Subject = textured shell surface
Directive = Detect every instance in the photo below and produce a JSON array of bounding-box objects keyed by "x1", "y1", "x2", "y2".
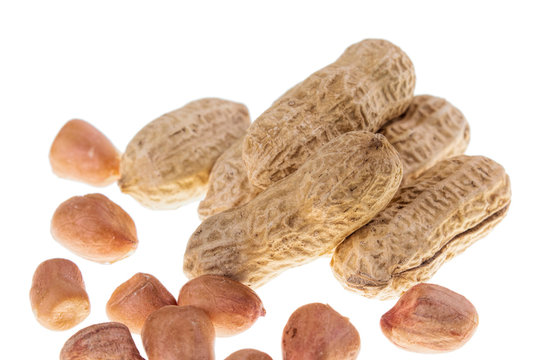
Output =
[
  {"x1": 243, "y1": 39, "x2": 415, "y2": 189},
  {"x1": 184, "y1": 131, "x2": 403, "y2": 288},
  {"x1": 331, "y1": 155, "x2": 511, "y2": 299},
  {"x1": 379, "y1": 95, "x2": 470, "y2": 184},
  {"x1": 198, "y1": 139, "x2": 262, "y2": 220},
  {"x1": 119, "y1": 98, "x2": 250, "y2": 209}
]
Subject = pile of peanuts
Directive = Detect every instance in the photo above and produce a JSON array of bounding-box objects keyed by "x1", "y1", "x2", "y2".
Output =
[{"x1": 31, "y1": 39, "x2": 511, "y2": 359}]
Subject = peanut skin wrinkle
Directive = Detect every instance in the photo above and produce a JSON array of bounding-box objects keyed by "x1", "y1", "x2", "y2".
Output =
[
  {"x1": 282, "y1": 303, "x2": 360, "y2": 360},
  {"x1": 225, "y1": 349, "x2": 272, "y2": 360},
  {"x1": 380, "y1": 283, "x2": 479, "y2": 353},
  {"x1": 106, "y1": 273, "x2": 177, "y2": 334},
  {"x1": 243, "y1": 38, "x2": 415, "y2": 189},
  {"x1": 198, "y1": 139, "x2": 262, "y2": 220},
  {"x1": 199, "y1": 94, "x2": 466, "y2": 220},
  {"x1": 331, "y1": 155, "x2": 512, "y2": 299},
  {"x1": 177, "y1": 275, "x2": 266, "y2": 336},
  {"x1": 60, "y1": 322, "x2": 144, "y2": 360},
  {"x1": 184, "y1": 131, "x2": 403, "y2": 288},
  {"x1": 29, "y1": 258, "x2": 90, "y2": 331},
  {"x1": 51, "y1": 193, "x2": 138, "y2": 264},
  {"x1": 141, "y1": 305, "x2": 215, "y2": 360},
  {"x1": 49, "y1": 119, "x2": 121, "y2": 186},
  {"x1": 379, "y1": 95, "x2": 470, "y2": 185},
  {"x1": 119, "y1": 98, "x2": 250, "y2": 210}
]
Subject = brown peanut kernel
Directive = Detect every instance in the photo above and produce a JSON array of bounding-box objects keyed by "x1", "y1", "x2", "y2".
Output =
[
  {"x1": 30, "y1": 258, "x2": 90, "y2": 331},
  {"x1": 380, "y1": 283, "x2": 479, "y2": 353},
  {"x1": 49, "y1": 119, "x2": 121, "y2": 186},
  {"x1": 51, "y1": 193, "x2": 138, "y2": 264},
  {"x1": 282, "y1": 303, "x2": 360, "y2": 360},
  {"x1": 225, "y1": 349, "x2": 272, "y2": 360},
  {"x1": 141, "y1": 305, "x2": 215, "y2": 360},
  {"x1": 178, "y1": 275, "x2": 265, "y2": 337},
  {"x1": 106, "y1": 273, "x2": 177, "y2": 334}
]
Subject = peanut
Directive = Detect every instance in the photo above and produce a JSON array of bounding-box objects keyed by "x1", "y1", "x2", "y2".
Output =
[
  {"x1": 60, "y1": 322, "x2": 144, "y2": 360},
  {"x1": 49, "y1": 119, "x2": 121, "y2": 186},
  {"x1": 141, "y1": 305, "x2": 215, "y2": 360},
  {"x1": 51, "y1": 193, "x2": 138, "y2": 264},
  {"x1": 184, "y1": 131, "x2": 402, "y2": 288},
  {"x1": 225, "y1": 349, "x2": 272, "y2": 360},
  {"x1": 379, "y1": 95, "x2": 470, "y2": 184},
  {"x1": 331, "y1": 155, "x2": 511, "y2": 299},
  {"x1": 119, "y1": 98, "x2": 250, "y2": 209},
  {"x1": 29, "y1": 258, "x2": 90, "y2": 331},
  {"x1": 243, "y1": 39, "x2": 415, "y2": 189},
  {"x1": 198, "y1": 139, "x2": 261, "y2": 219},
  {"x1": 177, "y1": 275, "x2": 266, "y2": 336},
  {"x1": 106, "y1": 273, "x2": 177, "y2": 334},
  {"x1": 282, "y1": 303, "x2": 360, "y2": 360},
  {"x1": 199, "y1": 94, "x2": 469, "y2": 219},
  {"x1": 380, "y1": 283, "x2": 479, "y2": 353}
]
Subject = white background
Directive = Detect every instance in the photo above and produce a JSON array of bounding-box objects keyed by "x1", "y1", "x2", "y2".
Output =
[{"x1": 1, "y1": 1, "x2": 539, "y2": 359}]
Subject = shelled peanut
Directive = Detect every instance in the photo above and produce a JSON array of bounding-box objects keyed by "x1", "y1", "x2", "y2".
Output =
[{"x1": 30, "y1": 258, "x2": 90, "y2": 331}]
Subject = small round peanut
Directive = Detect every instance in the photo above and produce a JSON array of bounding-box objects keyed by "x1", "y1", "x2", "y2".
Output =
[
  {"x1": 51, "y1": 193, "x2": 138, "y2": 264},
  {"x1": 380, "y1": 283, "x2": 479, "y2": 353},
  {"x1": 49, "y1": 119, "x2": 121, "y2": 186},
  {"x1": 141, "y1": 305, "x2": 215, "y2": 360},
  {"x1": 282, "y1": 303, "x2": 360, "y2": 360},
  {"x1": 225, "y1": 349, "x2": 272, "y2": 360},
  {"x1": 106, "y1": 273, "x2": 177, "y2": 334},
  {"x1": 60, "y1": 322, "x2": 144, "y2": 360},
  {"x1": 29, "y1": 258, "x2": 90, "y2": 331},
  {"x1": 178, "y1": 275, "x2": 266, "y2": 336}
]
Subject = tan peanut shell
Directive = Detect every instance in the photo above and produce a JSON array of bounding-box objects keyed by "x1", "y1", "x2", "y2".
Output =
[
  {"x1": 380, "y1": 283, "x2": 478, "y2": 353},
  {"x1": 119, "y1": 98, "x2": 250, "y2": 209},
  {"x1": 282, "y1": 303, "x2": 360, "y2": 360},
  {"x1": 29, "y1": 258, "x2": 90, "y2": 331},
  {"x1": 60, "y1": 322, "x2": 144, "y2": 360},
  {"x1": 184, "y1": 131, "x2": 403, "y2": 288},
  {"x1": 51, "y1": 193, "x2": 138, "y2": 264},
  {"x1": 243, "y1": 38, "x2": 415, "y2": 189},
  {"x1": 331, "y1": 155, "x2": 511, "y2": 300},
  {"x1": 379, "y1": 95, "x2": 470, "y2": 184},
  {"x1": 225, "y1": 349, "x2": 273, "y2": 360},
  {"x1": 177, "y1": 275, "x2": 266, "y2": 336},
  {"x1": 198, "y1": 139, "x2": 262, "y2": 219},
  {"x1": 141, "y1": 305, "x2": 215, "y2": 360},
  {"x1": 106, "y1": 273, "x2": 177, "y2": 334},
  {"x1": 199, "y1": 94, "x2": 468, "y2": 219},
  {"x1": 49, "y1": 119, "x2": 121, "y2": 186}
]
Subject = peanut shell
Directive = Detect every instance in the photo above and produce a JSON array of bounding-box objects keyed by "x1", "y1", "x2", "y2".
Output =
[
  {"x1": 379, "y1": 95, "x2": 470, "y2": 184},
  {"x1": 243, "y1": 38, "x2": 415, "y2": 189},
  {"x1": 60, "y1": 322, "x2": 144, "y2": 360},
  {"x1": 119, "y1": 98, "x2": 250, "y2": 209},
  {"x1": 380, "y1": 283, "x2": 479, "y2": 353},
  {"x1": 331, "y1": 155, "x2": 511, "y2": 299},
  {"x1": 184, "y1": 131, "x2": 403, "y2": 288}
]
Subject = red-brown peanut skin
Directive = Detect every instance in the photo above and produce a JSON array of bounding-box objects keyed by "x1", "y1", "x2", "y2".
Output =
[
  {"x1": 106, "y1": 273, "x2": 177, "y2": 334},
  {"x1": 177, "y1": 275, "x2": 266, "y2": 337},
  {"x1": 282, "y1": 303, "x2": 360, "y2": 360},
  {"x1": 49, "y1": 119, "x2": 121, "y2": 186},
  {"x1": 51, "y1": 193, "x2": 138, "y2": 264},
  {"x1": 30, "y1": 258, "x2": 90, "y2": 331},
  {"x1": 380, "y1": 283, "x2": 479, "y2": 353},
  {"x1": 141, "y1": 305, "x2": 215, "y2": 360},
  {"x1": 225, "y1": 349, "x2": 272, "y2": 360}
]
